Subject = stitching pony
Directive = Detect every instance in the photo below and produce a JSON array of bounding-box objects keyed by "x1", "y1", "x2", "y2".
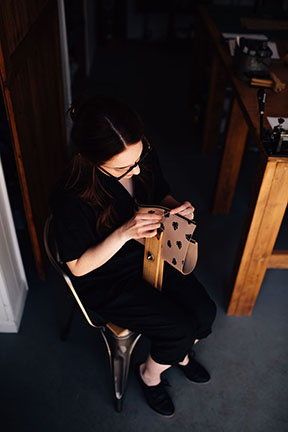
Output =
[{"x1": 136, "y1": 202, "x2": 198, "y2": 275}]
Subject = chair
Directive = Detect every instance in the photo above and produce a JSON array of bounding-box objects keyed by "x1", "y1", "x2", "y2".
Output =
[{"x1": 43, "y1": 215, "x2": 141, "y2": 412}]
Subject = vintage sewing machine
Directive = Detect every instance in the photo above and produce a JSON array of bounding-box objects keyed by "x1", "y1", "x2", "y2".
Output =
[{"x1": 234, "y1": 37, "x2": 272, "y2": 82}]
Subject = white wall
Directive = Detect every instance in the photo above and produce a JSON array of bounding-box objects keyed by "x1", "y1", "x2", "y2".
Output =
[{"x1": 0, "y1": 158, "x2": 28, "y2": 332}]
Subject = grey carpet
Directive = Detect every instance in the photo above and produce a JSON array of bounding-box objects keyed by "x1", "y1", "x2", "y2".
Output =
[{"x1": 0, "y1": 41, "x2": 287, "y2": 432}]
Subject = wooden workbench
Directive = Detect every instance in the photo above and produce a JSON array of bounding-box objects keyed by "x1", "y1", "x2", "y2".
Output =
[{"x1": 194, "y1": 5, "x2": 288, "y2": 315}]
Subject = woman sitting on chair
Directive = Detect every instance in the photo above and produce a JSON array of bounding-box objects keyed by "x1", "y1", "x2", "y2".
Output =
[{"x1": 50, "y1": 95, "x2": 216, "y2": 417}]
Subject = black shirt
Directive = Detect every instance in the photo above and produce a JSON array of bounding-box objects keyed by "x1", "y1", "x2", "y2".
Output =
[{"x1": 49, "y1": 149, "x2": 170, "y2": 300}]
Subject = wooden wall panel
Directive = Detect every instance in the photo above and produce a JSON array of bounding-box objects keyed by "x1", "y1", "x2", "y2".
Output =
[
  {"x1": 0, "y1": 0, "x2": 48, "y2": 57},
  {"x1": 0, "y1": 0, "x2": 68, "y2": 278}
]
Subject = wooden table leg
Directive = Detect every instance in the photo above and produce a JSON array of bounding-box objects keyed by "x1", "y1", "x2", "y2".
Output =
[
  {"x1": 212, "y1": 97, "x2": 249, "y2": 214},
  {"x1": 202, "y1": 53, "x2": 226, "y2": 153},
  {"x1": 267, "y1": 250, "x2": 288, "y2": 269},
  {"x1": 227, "y1": 158, "x2": 288, "y2": 316}
]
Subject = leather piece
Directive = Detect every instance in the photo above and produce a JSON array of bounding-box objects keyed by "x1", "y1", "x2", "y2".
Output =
[{"x1": 137, "y1": 202, "x2": 198, "y2": 274}]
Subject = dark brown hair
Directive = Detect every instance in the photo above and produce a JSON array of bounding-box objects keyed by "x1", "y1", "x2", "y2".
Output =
[{"x1": 65, "y1": 95, "x2": 150, "y2": 230}]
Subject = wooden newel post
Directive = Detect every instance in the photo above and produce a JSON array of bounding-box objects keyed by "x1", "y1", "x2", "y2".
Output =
[{"x1": 143, "y1": 231, "x2": 164, "y2": 292}]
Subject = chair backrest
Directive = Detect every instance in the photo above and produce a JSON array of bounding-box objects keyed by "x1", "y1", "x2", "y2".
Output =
[{"x1": 43, "y1": 215, "x2": 104, "y2": 329}]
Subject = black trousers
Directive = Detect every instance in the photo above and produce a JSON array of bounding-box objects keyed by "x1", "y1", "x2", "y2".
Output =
[{"x1": 84, "y1": 264, "x2": 216, "y2": 365}]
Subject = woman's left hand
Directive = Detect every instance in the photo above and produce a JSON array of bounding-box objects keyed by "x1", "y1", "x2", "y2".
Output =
[{"x1": 170, "y1": 201, "x2": 195, "y2": 220}]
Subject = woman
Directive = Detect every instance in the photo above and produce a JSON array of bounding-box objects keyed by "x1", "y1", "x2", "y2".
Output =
[{"x1": 50, "y1": 95, "x2": 216, "y2": 417}]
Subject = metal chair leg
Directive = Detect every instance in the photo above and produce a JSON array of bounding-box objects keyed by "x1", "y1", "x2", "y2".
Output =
[{"x1": 100, "y1": 328, "x2": 141, "y2": 412}]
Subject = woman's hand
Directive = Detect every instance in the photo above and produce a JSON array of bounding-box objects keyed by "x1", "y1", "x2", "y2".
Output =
[
  {"x1": 67, "y1": 212, "x2": 162, "y2": 276},
  {"x1": 120, "y1": 212, "x2": 162, "y2": 242},
  {"x1": 170, "y1": 201, "x2": 195, "y2": 220}
]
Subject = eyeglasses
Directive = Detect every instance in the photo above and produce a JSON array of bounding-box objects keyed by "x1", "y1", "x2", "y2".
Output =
[{"x1": 98, "y1": 137, "x2": 152, "y2": 180}]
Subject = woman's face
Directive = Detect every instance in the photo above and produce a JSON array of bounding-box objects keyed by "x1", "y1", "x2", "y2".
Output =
[{"x1": 100, "y1": 141, "x2": 143, "y2": 179}]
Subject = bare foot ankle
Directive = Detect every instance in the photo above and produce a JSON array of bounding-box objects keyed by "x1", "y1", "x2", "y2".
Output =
[
  {"x1": 178, "y1": 355, "x2": 189, "y2": 366},
  {"x1": 140, "y1": 363, "x2": 161, "y2": 386}
]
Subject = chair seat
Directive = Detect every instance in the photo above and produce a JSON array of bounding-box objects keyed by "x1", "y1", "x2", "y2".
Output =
[{"x1": 106, "y1": 322, "x2": 130, "y2": 337}]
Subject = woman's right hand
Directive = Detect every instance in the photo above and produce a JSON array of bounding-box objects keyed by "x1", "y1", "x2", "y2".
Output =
[{"x1": 119, "y1": 212, "x2": 162, "y2": 242}]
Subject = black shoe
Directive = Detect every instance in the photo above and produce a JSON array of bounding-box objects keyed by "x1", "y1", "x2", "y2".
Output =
[
  {"x1": 135, "y1": 363, "x2": 175, "y2": 417},
  {"x1": 177, "y1": 352, "x2": 210, "y2": 384}
]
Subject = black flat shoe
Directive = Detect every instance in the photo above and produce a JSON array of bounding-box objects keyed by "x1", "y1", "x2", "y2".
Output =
[
  {"x1": 177, "y1": 352, "x2": 210, "y2": 384},
  {"x1": 135, "y1": 363, "x2": 175, "y2": 417}
]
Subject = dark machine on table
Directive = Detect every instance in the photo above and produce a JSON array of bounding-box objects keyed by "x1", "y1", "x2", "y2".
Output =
[
  {"x1": 258, "y1": 88, "x2": 288, "y2": 156},
  {"x1": 234, "y1": 37, "x2": 286, "y2": 92}
]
